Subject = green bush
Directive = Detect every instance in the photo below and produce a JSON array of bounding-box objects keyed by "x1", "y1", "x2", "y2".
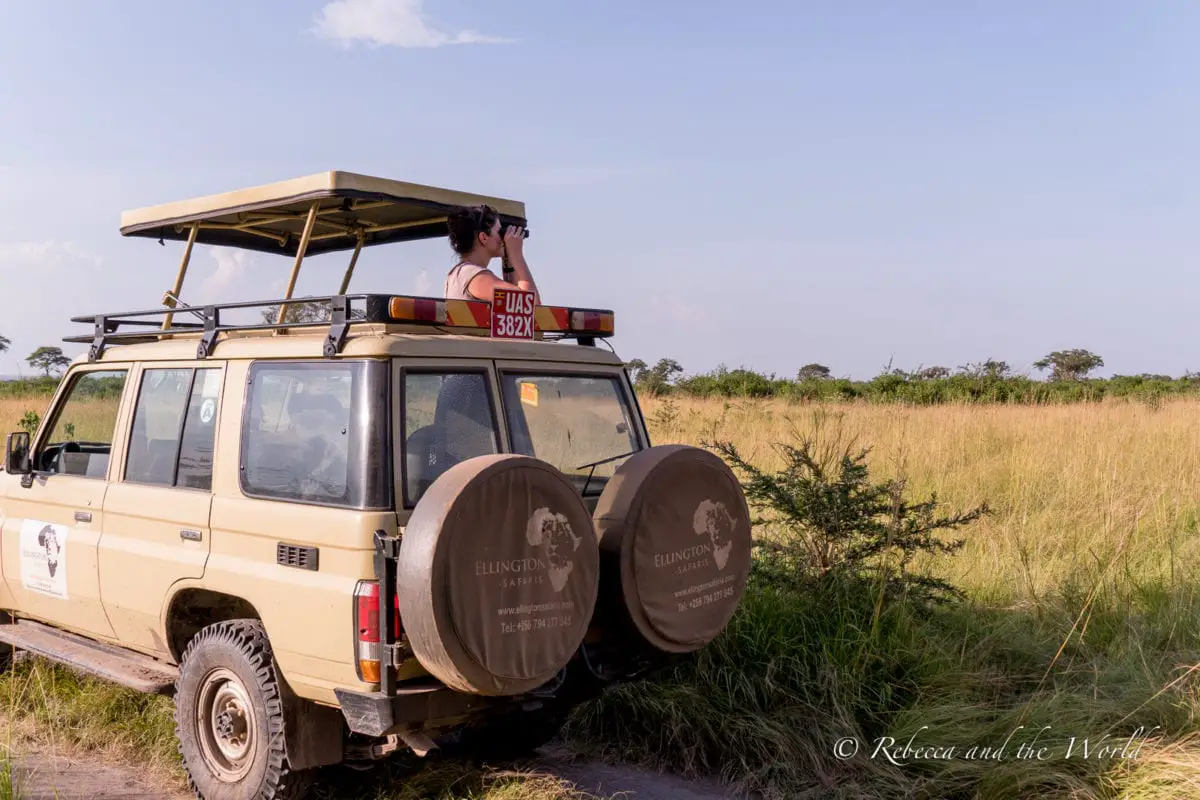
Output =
[
  {"x1": 632, "y1": 363, "x2": 1200, "y2": 405},
  {"x1": 706, "y1": 410, "x2": 989, "y2": 604}
]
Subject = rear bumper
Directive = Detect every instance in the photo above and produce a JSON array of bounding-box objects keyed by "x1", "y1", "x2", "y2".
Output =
[{"x1": 334, "y1": 682, "x2": 495, "y2": 737}]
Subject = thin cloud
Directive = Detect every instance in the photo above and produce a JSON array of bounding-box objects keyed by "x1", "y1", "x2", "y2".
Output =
[
  {"x1": 414, "y1": 269, "x2": 433, "y2": 296},
  {"x1": 312, "y1": 0, "x2": 513, "y2": 49},
  {"x1": 0, "y1": 240, "x2": 103, "y2": 269},
  {"x1": 192, "y1": 247, "x2": 253, "y2": 304}
]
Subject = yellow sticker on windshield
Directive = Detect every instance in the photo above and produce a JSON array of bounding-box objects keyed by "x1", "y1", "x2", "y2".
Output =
[{"x1": 520, "y1": 382, "x2": 539, "y2": 407}]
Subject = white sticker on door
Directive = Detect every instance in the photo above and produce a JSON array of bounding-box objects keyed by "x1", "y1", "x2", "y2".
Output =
[{"x1": 19, "y1": 519, "x2": 69, "y2": 599}]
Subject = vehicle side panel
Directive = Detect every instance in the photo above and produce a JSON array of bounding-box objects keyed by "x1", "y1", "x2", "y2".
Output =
[
  {"x1": 197, "y1": 496, "x2": 392, "y2": 703},
  {"x1": 102, "y1": 483, "x2": 212, "y2": 651}
]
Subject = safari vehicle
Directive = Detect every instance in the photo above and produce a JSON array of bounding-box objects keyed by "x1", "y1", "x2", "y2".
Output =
[{"x1": 0, "y1": 171, "x2": 752, "y2": 800}]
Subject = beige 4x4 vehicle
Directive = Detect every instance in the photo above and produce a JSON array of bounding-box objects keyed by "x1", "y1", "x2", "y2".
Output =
[{"x1": 0, "y1": 172, "x2": 752, "y2": 800}]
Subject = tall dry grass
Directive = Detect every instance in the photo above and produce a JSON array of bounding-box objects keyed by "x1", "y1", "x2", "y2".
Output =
[
  {"x1": 569, "y1": 395, "x2": 1200, "y2": 799},
  {"x1": 641, "y1": 395, "x2": 1200, "y2": 602}
]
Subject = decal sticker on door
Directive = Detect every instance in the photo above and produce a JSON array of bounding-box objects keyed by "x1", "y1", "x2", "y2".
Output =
[{"x1": 20, "y1": 519, "x2": 69, "y2": 599}]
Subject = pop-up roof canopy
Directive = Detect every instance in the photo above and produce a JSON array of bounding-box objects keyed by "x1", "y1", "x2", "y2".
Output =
[
  {"x1": 120, "y1": 170, "x2": 529, "y2": 326},
  {"x1": 68, "y1": 171, "x2": 614, "y2": 355},
  {"x1": 120, "y1": 170, "x2": 527, "y2": 257}
]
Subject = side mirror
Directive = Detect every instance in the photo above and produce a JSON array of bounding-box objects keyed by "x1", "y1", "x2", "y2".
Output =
[{"x1": 5, "y1": 432, "x2": 31, "y2": 475}]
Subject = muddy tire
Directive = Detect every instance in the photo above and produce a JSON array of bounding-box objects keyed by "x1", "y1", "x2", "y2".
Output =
[
  {"x1": 174, "y1": 619, "x2": 312, "y2": 800},
  {"x1": 398, "y1": 454, "x2": 600, "y2": 696},
  {"x1": 593, "y1": 445, "x2": 752, "y2": 654}
]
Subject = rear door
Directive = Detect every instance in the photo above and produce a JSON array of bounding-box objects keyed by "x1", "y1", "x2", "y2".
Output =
[{"x1": 99, "y1": 363, "x2": 223, "y2": 651}]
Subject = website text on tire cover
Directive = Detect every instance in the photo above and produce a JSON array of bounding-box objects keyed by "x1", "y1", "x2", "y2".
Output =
[{"x1": 0, "y1": 171, "x2": 753, "y2": 799}]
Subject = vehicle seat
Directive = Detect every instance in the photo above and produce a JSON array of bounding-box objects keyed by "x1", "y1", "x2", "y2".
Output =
[
  {"x1": 405, "y1": 424, "x2": 452, "y2": 501},
  {"x1": 435, "y1": 375, "x2": 496, "y2": 464}
]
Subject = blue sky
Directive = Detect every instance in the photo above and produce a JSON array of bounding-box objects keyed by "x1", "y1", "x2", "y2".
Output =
[{"x1": 2, "y1": 1, "x2": 1199, "y2": 380}]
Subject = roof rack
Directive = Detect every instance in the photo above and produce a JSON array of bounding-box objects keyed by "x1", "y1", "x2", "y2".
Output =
[{"x1": 64, "y1": 293, "x2": 615, "y2": 362}]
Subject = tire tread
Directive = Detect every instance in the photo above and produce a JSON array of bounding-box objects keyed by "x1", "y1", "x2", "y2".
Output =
[{"x1": 174, "y1": 619, "x2": 312, "y2": 800}]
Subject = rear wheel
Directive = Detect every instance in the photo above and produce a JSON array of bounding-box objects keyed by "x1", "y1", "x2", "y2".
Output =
[{"x1": 174, "y1": 619, "x2": 312, "y2": 800}]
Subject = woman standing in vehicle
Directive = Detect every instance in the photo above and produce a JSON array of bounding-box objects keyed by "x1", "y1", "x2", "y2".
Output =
[{"x1": 443, "y1": 204, "x2": 540, "y2": 304}]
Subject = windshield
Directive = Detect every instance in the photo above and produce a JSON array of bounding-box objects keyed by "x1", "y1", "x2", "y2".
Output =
[{"x1": 499, "y1": 372, "x2": 642, "y2": 495}]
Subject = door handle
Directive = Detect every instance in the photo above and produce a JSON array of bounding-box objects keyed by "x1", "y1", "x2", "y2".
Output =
[
  {"x1": 74, "y1": 511, "x2": 92, "y2": 523},
  {"x1": 180, "y1": 529, "x2": 203, "y2": 542}
]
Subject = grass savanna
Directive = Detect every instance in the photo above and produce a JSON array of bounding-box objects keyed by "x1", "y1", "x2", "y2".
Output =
[
  {"x1": 6, "y1": 393, "x2": 1200, "y2": 797},
  {"x1": 567, "y1": 396, "x2": 1200, "y2": 798},
  {"x1": 627, "y1": 355, "x2": 1200, "y2": 406}
]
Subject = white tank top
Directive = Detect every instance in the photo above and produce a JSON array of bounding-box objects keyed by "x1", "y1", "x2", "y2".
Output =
[{"x1": 444, "y1": 262, "x2": 489, "y2": 301}]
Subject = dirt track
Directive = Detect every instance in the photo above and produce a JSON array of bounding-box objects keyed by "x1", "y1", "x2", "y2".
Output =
[
  {"x1": 9, "y1": 744, "x2": 739, "y2": 800},
  {"x1": 8, "y1": 744, "x2": 187, "y2": 800}
]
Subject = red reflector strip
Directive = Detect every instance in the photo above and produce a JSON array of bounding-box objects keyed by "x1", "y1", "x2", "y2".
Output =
[
  {"x1": 444, "y1": 299, "x2": 492, "y2": 327},
  {"x1": 390, "y1": 297, "x2": 491, "y2": 328},
  {"x1": 535, "y1": 306, "x2": 568, "y2": 332},
  {"x1": 389, "y1": 297, "x2": 447, "y2": 324},
  {"x1": 388, "y1": 296, "x2": 612, "y2": 337}
]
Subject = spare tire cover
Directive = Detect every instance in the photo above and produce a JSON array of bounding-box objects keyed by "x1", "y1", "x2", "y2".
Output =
[
  {"x1": 593, "y1": 445, "x2": 751, "y2": 653},
  {"x1": 398, "y1": 454, "x2": 599, "y2": 696}
]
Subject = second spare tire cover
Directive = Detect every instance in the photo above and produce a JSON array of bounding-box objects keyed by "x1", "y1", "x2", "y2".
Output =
[
  {"x1": 398, "y1": 454, "x2": 599, "y2": 696},
  {"x1": 593, "y1": 444, "x2": 752, "y2": 654}
]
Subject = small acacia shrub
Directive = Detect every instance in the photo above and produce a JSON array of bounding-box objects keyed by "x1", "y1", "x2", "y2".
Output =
[
  {"x1": 17, "y1": 410, "x2": 39, "y2": 436},
  {"x1": 705, "y1": 410, "x2": 989, "y2": 605}
]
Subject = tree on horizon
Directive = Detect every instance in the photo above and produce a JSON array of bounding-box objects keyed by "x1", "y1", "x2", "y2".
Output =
[
  {"x1": 27, "y1": 346, "x2": 71, "y2": 377},
  {"x1": 1034, "y1": 349, "x2": 1104, "y2": 382}
]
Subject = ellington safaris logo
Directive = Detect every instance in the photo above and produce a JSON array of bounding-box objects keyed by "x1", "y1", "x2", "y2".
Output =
[
  {"x1": 472, "y1": 507, "x2": 585, "y2": 593},
  {"x1": 37, "y1": 524, "x2": 62, "y2": 577},
  {"x1": 526, "y1": 507, "x2": 583, "y2": 592},
  {"x1": 693, "y1": 499, "x2": 736, "y2": 571}
]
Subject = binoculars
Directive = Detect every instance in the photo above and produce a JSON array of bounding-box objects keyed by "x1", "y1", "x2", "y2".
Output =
[{"x1": 501, "y1": 223, "x2": 530, "y2": 240}]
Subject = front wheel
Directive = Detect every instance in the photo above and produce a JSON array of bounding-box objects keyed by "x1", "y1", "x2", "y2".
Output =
[{"x1": 174, "y1": 619, "x2": 312, "y2": 800}]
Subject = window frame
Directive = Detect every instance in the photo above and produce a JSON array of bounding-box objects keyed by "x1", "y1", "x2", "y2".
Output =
[
  {"x1": 30, "y1": 365, "x2": 132, "y2": 481},
  {"x1": 238, "y1": 358, "x2": 393, "y2": 511},
  {"x1": 121, "y1": 364, "x2": 224, "y2": 491},
  {"x1": 494, "y1": 367, "x2": 647, "y2": 496},
  {"x1": 397, "y1": 364, "x2": 502, "y2": 510}
]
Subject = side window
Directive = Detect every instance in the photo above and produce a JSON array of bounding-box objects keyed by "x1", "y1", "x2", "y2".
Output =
[
  {"x1": 402, "y1": 372, "x2": 498, "y2": 506},
  {"x1": 39, "y1": 369, "x2": 129, "y2": 478},
  {"x1": 242, "y1": 362, "x2": 358, "y2": 506},
  {"x1": 125, "y1": 367, "x2": 222, "y2": 489},
  {"x1": 177, "y1": 370, "x2": 222, "y2": 490}
]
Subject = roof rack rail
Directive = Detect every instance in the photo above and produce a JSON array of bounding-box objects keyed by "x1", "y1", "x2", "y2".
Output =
[
  {"x1": 64, "y1": 294, "x2": 385, "y2": 362},
  {"x1": 64, "y1": 293, "x2": 614, "y2": 362}
]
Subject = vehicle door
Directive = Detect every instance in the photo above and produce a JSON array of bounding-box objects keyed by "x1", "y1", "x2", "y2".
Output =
[
  {"x1": 99, "y1": 363, "x2": 223, "y2": 651},
  {"x1": 0, "y1": 367, "x2": 133, "y2": 638}
]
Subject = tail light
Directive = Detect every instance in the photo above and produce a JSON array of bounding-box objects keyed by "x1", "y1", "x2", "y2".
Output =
[{"x1": 353, "y1": 580, "x2": 401, "y2": 683}]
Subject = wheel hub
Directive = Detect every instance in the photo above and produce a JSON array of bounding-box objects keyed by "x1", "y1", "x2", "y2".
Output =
[{"x1": 195, "y1": 668, "x2": 258, "y2": 782}]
